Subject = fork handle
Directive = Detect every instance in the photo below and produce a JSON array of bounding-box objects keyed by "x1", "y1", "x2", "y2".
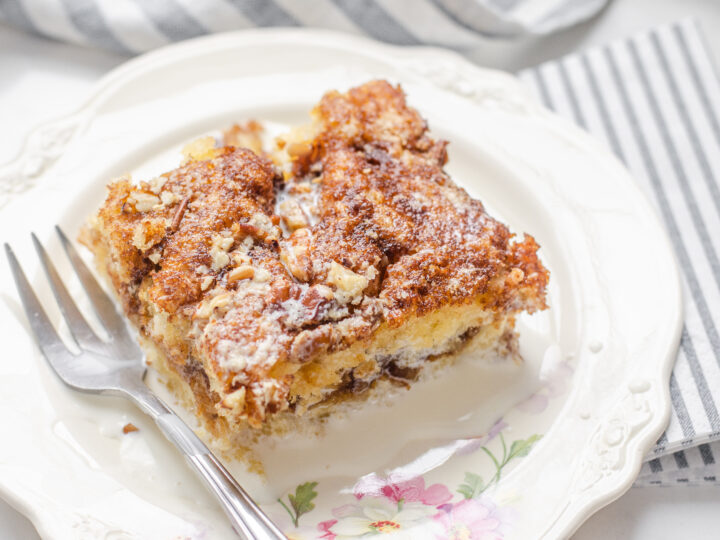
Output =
[{"x1": 128, "y1": 389, "x2": 286, "y2": 540}]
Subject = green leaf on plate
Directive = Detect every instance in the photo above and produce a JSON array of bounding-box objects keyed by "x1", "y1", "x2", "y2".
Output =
[
  {"x1": 457, "y1": 472, "x2": 485, "y2": 499},
  {"x1": 464, "y1": 433, "x2": 543, "y2": 495},
  {"x1": 279, "y1": 481, "x2": 319, "y2": 527},
  {"x1": 289, "y1": 481, "x2": 318, "y2": 517},
  {"x1": 508, "y1": 434, "x2": 542, "y2": 461}
]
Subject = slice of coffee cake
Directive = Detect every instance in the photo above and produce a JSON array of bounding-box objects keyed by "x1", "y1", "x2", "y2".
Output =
[{"x1": 82, "y1": 80, "x2": 548, "y2": 444}]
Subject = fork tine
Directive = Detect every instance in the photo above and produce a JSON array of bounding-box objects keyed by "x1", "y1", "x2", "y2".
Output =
[
  {"x1": 55, "y1": 226, "x2": 130, "y2": 338},
  {"x1": 31, "y1": 232, "x2": 107, "y2": 352},
  {"x1": 4, "y1": 243, "x2": 77, "y2": 366}
]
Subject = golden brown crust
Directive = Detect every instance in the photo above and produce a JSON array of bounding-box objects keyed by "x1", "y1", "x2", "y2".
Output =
[
  {"x1": 148, "y1": 148, "x2": 277, "y2": 312},
  {"x1": 84, "y1": 80, "x2": 549, "y2": 431},
  {"x1": 280, "y1": 80, "x2": 547, "y2": 327}
]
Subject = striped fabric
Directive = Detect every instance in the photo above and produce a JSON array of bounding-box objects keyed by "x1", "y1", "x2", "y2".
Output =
[
  {"x1": 637, "y1": 440, "x2": 720, "y2": 486},
  {"x1": 519, "y1": 18, "x2": 720, "y2": 485},
  {"x1": 0, "y1": 0, "x2": 608, "y2": 54},
  {"x1": 635, "y1": 441, "x2": 720, "y2": 487}
]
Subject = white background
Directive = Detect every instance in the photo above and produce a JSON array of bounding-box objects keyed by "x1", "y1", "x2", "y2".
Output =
[{"x1": 2, "y1": 0, "x2": 720, "y2": 537}]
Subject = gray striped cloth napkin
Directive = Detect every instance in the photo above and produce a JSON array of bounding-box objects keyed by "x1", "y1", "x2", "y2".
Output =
[
  {"x1": 0, "y1": 0, "x2": 607, "y2": 54},
  {"x1": 519, "y1": 18, "x2": 720, "y2": 486},
  {"x1": 636, "y1": 441, "x2": 720, "y2": 486}
]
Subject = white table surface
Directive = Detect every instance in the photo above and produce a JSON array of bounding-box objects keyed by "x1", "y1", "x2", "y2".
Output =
[{"x1": 2, "y1": 0, "x2": 720, "y2": 537}]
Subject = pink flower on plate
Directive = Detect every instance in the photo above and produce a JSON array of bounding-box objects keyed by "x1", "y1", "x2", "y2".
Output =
[
  {"x1": 379, "y1": 477, "x2": 452, "y2": 506},
  {"x1": 318, "y1": 519, "x2": 337, "y2": 539},
  {"x1": 433, "y1": 498, "x2": 507, "y2": 540},
  {"x1": 353, "y1": 474, "x2": 452, "y2": 506}
]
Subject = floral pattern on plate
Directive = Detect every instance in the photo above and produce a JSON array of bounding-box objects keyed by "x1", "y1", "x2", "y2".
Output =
[{"x1": 278, "y1": 431, "x2": 541, "y2": 539}]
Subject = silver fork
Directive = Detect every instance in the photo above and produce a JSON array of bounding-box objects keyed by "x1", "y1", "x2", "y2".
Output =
[{"x1": 5, "y1": 227, "x2": 286, "y2": 540}]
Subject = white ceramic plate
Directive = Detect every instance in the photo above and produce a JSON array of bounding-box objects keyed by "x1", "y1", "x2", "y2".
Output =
[{"x1": 0, "y1": 30, "x2": 681, "y2": 540}]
